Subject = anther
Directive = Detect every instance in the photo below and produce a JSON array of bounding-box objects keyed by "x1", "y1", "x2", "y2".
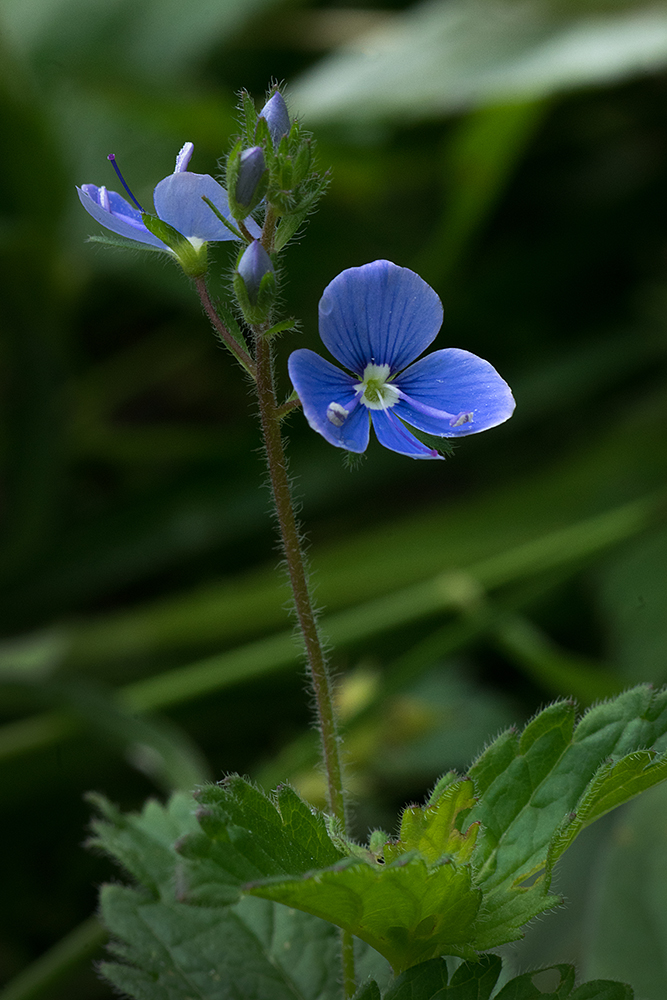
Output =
[
  {"x1": 449, "y1": 411, "x2": 473, "y2": 427},
  {"x1": 327, "y1": 402, "x2": 349, "y2": 427},
  {"x1": 107, "y1": 153, "x2": 144, "y2": 212}
]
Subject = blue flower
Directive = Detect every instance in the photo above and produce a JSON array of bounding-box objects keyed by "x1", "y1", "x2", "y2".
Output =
[
  {"x1": 288, "y1": 260, "x2": 516, "y2": 460},
  {"x1": 77, "y1": 142, "x2": 260, "y2": 252}
]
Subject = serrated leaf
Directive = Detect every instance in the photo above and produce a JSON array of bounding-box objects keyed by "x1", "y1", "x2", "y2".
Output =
[
  {"x1": 464, "y1": 686, "x2": 667, "y2": 950},
  {"x1": 240, "y1": 779, "x2": 482, "y2": 973},
  {"x1": 384, "y1": 780, "x2": 479, "y2": 865},
  {"x1": 245, "y1": 854, "x2": 480, "y2": 974},
  {"x1": 92, "y1": 786, "x2": 391, "y2": 1000},
  {"x1": 89, "y1": 791, "x2": 200, "y2": 898},
  {"x1": 178, "y1": 777, "x2": 346, "y2": 905},
  {"x1": 100, "y1": 886, "x2": 346, "y2": 1000}
]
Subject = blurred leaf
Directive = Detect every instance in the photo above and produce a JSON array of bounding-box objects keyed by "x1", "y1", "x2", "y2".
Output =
[
  {"x1": 2, "y1": 0, "x2": 284, "y2": 81},
  {"x1": 583, "y1": 782, "x2": 667, "y2": 998},
  {"x1": 291, "y1": 0, "x2": 667, "y2": 123},
  {"x1": 0, "y1": 916, "x2": 106, "y2": 1000}
]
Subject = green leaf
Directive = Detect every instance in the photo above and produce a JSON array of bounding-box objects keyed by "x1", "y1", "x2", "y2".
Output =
[
  {"x1": 494, "y1": 964, "x2": 575, "y2": 999},
  {"x1": 242, "y1": 780, "x2": 482, "y2": 973},
  {"x1": 466, "y1": 686, "x2": 667, "y2": 949},
  {"x1": 379, "y1": 955, "x2": 501, "y2": 999},
  {"x1": 491, "y1": 964, "x2": 632, "y2": 1000},
  {"x1": 100, "y1": 887, "x2": 346, "y2": 1000},
  {"x1": 89, "y1": 791, "x2": 200, "y2": 898},
  {"x1": 245, "y1": 854, "x2": 480, "y2": 974},
  {"x1": 384, "y1": 957, "x2": 449, "y2": 999},
  {"x1": 178, "y1": 777, "x2": 347, "y2": 906},
  {"x1": 353, "y1": 982, "x2": 382, "y2": 1000},
  {"x1": 92, "y1": 786, "x2": 391, "y2": 1000}
]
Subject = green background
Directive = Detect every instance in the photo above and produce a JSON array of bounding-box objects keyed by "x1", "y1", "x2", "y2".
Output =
[{"x1": 2, "y1": 0, "x2": 667, "y2": 996}]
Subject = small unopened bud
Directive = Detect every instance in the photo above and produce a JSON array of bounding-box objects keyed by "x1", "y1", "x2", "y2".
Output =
[
  {"x1": 258, "y1": 92, "x2": 290, "y2": 148},
  {"x1": 238, "y1": 240, "x2": 273, "y2": 304},
  {"x1": 234, "y1": 240, "x2": 276, "y2": 323},
  {"x1": 236, "y1": 146, "x2": 266, "y2": 211}
]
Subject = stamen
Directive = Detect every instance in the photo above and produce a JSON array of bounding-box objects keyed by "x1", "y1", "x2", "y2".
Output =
[
  {"x1": 327, "y1": 402, "x2": 349, "y2": 427},
  {"x1": 174, "y1": 142, "x2": 194, "y2": 173},
  {"x1": 107, "y1": 153, "x2": 144, "y2": 212},
  {"x1": 449, "y1": 411, "x2": 474, "y2": 427},
  {"x1": 99, "y1": 186, "x2": 110, "y2": 212}
]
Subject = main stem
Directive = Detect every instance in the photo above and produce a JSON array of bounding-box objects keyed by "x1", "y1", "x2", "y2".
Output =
[{"x1": 253, "y1": 330, "x2": 347, "y2": 827}]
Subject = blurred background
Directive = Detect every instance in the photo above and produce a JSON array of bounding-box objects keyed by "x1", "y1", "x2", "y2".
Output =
[{"x1": 2, "y1": 0, "x2": 667, "y2": 996}]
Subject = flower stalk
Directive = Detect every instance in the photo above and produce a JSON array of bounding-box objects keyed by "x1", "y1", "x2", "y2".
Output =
[{"x1": 252, "y1": 327, "x2": 347, "y2": 829}]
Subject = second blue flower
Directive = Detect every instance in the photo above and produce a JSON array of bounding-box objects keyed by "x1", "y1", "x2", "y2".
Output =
[{"x1": 288, "y1": 260, "x2": 515, "y2": 460}]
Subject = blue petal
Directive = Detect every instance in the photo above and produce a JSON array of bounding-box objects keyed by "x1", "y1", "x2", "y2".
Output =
[
  {"x1": 370, "y1": 409, "x2": 442, "y2": 460},
  {"x1": 318, "y1": 260, "x2": 443, "y2": 376},
  {"x1": 77, "y1": 185, "x2": 167, "y2": 249},
  {"x1": 394, "y1": 349, "x2": 516, "y2": 437},
  {"x1": 288, "y1": 349, "x2": 370, "y2": 453},
  {"x1": 153, "y1": 173, "x2": 261, "y2": 242},
  {"x1": 259, "y1": 92, "x2": 291, "y2": 147}
]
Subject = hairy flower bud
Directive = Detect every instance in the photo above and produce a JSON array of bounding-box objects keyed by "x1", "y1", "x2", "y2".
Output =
[
  {"x1": 258, "y1": 92, "x2": 290, "y2": 149},
  {"x1": 236, "y1": 146, "x2": 267, "y2": 211},
  {"x1": 234, "y1": 240, "x2": 276, "y2": 323}
]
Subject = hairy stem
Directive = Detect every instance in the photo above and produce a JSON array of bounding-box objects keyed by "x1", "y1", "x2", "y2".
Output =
[{"x1": 252, "y1": 330, "x2": 347, "y2": 829}]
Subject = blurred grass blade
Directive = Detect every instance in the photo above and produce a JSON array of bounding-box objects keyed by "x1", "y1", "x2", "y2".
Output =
[
  {"x1": 0, "y1": 916, "x2": 105, "y2": 1000},
  {"x1": 0, "y1": 489, "x2": 662, "y2": 768}
]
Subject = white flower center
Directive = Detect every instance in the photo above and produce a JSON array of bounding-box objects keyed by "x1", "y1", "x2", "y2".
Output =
[{"x1": 354, "y1": 363, "x2": 399, "y2": 410}]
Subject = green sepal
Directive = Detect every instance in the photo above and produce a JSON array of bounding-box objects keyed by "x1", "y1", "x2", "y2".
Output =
[
  {"x1": 86, "y1": 234, "x2": 166, "y2": 255},
  {"x1": 141, "y1": 214, "x2": 208, "y2": 277},
  {"x1": 274, "y1": 210, "x2": 309, "y2": 250},
  {"x1": 263, "y1": 317, "x2": 297, "y2": 338},
  {"x1": 199, "y1": 197, "x2": 244, "y2": 239},
  {"x1": 233, "y1": 266, "x2": 276, "y2": 326},
  {"x1": 240, "y1": 89, "x2": 258, "y2": 135}
]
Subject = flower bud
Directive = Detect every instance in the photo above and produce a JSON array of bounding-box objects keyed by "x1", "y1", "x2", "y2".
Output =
[
  {"x1": 258, "y1": 92, "x2": 290, "y2": 149},
  {"x1": 235, "y1": 146, "x2": 267, "y2": 212},
  {"x1": 234, "y1": 240, "x2": 276, "y2": 323}
]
